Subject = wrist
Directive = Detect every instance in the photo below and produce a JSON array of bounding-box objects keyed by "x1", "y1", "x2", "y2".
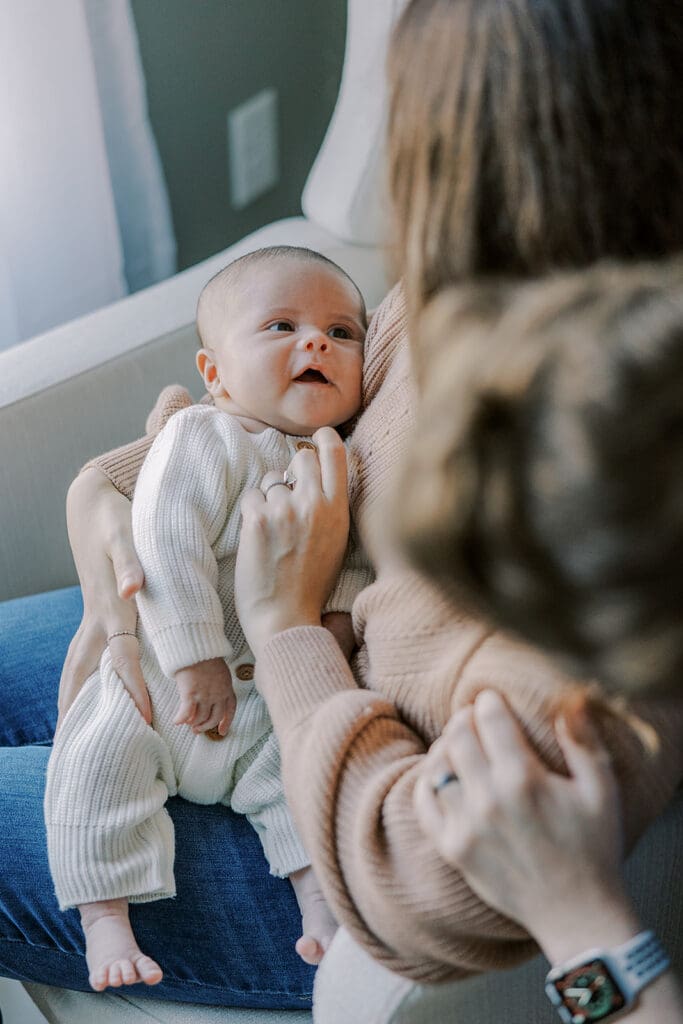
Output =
[
  {"x1": 537, "y1": 889, "x2": 641, "y2": 966},
  {"x1": 247, "y1": 611, "x2": 322, "y2": 660}
]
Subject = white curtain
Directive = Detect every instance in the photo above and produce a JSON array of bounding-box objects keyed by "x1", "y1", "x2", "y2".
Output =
[{"x1": 0, "y1": 0, "x2": 176, "y2": 352}]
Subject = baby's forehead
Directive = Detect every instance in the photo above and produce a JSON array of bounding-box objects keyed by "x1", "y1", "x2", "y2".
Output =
[
  {"x1": 231, "y1": 256, "x2": 359, "y2": 303},
  {"x1": 198, "y1": 254, "x2": 366, "y2": 342}
]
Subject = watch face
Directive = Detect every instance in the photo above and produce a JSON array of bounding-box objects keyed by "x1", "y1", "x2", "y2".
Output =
[{"x1": 551, "y1": 959, "x2": 625, "y2": 1022}]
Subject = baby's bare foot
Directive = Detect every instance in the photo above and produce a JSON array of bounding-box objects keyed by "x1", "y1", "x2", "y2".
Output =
[
  {"x1": 289, "y1": 867, "x2": 338, "y2": 966},
  {"x1": 79, "y1": 898, "x2": 163, "y2": 991}
]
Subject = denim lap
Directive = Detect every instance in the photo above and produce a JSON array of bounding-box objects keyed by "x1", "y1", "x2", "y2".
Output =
[
  {"x1": 0, "y1": 587, "x2": 314, "y2": 1008},
  {"x1": 0, "y1": 586, "x2": 83, "y2": 745}
]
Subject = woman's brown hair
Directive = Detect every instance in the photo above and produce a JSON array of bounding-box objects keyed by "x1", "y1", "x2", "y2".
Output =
[
  {"x1": 388, "y1": 0, "x2": 683, "y2": 321},
  {"x1": 393, "y1": 259, "x2": 683, "y2": 696}
]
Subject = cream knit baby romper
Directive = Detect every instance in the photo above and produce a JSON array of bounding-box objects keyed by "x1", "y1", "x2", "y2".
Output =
[{"x1": 45, "y1": 405, "x2": 371, "y2": 910}]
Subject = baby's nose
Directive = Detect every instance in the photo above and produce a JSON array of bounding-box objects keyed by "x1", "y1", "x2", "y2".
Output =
[{"x1": 302, "y1": 331, "x2": 328, "y2": 353}]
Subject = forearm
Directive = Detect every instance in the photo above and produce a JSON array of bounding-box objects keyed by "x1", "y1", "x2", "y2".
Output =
[
  {"x1": 258, "y1": 627, "x2": 533, "y2": 981},
  {"x1": 66, "y1": 467, "x2": 134, "y2": 598}
]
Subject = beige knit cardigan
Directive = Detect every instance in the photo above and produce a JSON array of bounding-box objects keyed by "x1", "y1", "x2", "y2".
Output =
[{"x1": 87, "y1": 283, "x2": 683, "y2": 984}]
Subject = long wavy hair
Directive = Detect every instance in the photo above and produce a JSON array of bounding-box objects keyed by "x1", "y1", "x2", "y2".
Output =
[
  {"x1": 387, "y1": 0, "x2": 683, "y2": 326},
  {"x1": 393, "y1": 259, "x2": 683, "y2": 698}
]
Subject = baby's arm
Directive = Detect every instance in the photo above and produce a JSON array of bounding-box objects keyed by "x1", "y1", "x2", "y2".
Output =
[{"x1": 133, "y1": 407, "x2": 245, "y2": 734}]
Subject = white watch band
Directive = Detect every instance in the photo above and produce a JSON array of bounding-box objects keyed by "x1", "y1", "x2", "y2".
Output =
[{"x1": 610, "y1": 930, "x2": 670, "y2": 1000}]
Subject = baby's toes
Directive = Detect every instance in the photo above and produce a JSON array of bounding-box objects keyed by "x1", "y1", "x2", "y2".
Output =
[
  {"x1": 108, "y1": 960, "x2": 126, "y2": 987},
  {"x1": 119, "y1": 959, "x2": 138, "y2": 986},
  {"x1": 89, "y1": 966, "x2": 110, "y2": 992},
  {"x1": 136, "y1": 954, "x2": 163, "y2": 985}
]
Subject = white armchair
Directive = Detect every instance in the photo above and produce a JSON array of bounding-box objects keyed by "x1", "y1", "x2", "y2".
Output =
[
  {"x1": 0, "y1": 0, "x2": 401, "y2": 605},
  {"x1": 2, "y1": 0, "x2": 681, "y2": 1022}
]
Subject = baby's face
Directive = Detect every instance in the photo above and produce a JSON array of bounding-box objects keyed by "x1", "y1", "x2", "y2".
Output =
[{"x1": 202, "y1": 260, "x2": 365, "y2": 435}]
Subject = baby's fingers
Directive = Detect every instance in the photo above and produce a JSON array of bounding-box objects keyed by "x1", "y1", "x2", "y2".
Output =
[
  {"x1": 192, "y1": 693, "x2": 237, "y2": 735},
  {"x1": 174, "y1": 697, "x2": 198, "y2": 727},
  {"x1": 218, "y1": 693, "x2": 237, "y2": 736}
]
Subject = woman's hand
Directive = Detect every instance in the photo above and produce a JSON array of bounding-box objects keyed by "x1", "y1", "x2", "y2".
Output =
[
  {"x1": 235, "y1": 427, "x2": 350, "y2": 661},
  {"x1": 58, "y1": 468, "x2": 152, "y2": 728},
  {"x1": 415, "y1": 690, "x2": 639, "y2": 965}
]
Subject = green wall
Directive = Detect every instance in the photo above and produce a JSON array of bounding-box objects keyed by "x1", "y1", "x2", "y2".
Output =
[{"x1": 131, "y1": 0, "x2": 347, "y2": 271}]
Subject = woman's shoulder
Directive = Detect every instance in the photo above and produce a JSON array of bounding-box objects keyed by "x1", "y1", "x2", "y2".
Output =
[{"x1": 362, "y1": 283, "x2": 408, "y2": 407}]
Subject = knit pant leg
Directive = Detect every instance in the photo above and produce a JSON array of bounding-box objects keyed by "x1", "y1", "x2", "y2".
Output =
[
  {"x1": 44, "y1": 651, "x2": 178, "y2": 911},
  {"x1": 230, "y1": 730, "x2": 310, "y2": 879}
]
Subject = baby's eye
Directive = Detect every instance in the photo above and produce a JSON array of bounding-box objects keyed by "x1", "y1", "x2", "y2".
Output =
[
  {"x1": 267, "y1": 321, "x2": 294, "y2": 332},
  {"x1": 328, "y1": 326, "x2": 351, "y2": 339}
]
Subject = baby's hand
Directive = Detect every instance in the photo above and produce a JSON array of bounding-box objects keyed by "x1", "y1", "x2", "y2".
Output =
[{"x1": 174, "y1": 658, "x2": 236, "y2": 736}]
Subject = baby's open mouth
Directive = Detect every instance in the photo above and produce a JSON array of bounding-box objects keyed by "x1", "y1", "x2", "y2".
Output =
[{"x1": 294, "y1": 369, "x2": 330, "y2": 384}]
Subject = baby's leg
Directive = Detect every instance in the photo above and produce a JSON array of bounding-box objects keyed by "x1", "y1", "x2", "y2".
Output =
[
  {"x1": 289, "y1": 866, "x2": 338, "y2": 966},
  {"x1": 79, "y1": 897, "x2": 163, "y2": 991}
]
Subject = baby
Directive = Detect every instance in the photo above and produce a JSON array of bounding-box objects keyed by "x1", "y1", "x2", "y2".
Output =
[{"x1": 45, "y1": 246, "x2": 371, "y2": 991}]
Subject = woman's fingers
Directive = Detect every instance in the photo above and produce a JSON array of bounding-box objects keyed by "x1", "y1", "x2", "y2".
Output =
[
  {"x1": 441, "y1": 706, "x2": 488, "y2": 786},
  {"x1": 312, "y1": 426, "x2": 348, "y2": 503},
  {"x1": 282, "y1": 429, "x2": 347, "y2": 504},
  {"x1": 58, "y1": 623, "x2": 104, "y2": 727},
  {"x1": 107, "y1": 633, "x2": 153, "y2": 724},
  {"x1": 555, "y1": 713, "x2": 616, "y2": 806},
  {"x1": 112, "y1": 546, "x2": 144, "y2": 600},
  {"x1": 414, "y1": 770, "x2": 455, "y2": 841},
  {"x1": 61, "y1": 469, "x2": 152, "y2": 723},
  {"x1": 260, "y1": 470, "x2": 291, "y2": 501},
  {"x1": 471, "y1": 690, "x2": 533, "y2": 766},
  {"x1": 106, "y1": 508, "x2": 144, "y2": 599}
]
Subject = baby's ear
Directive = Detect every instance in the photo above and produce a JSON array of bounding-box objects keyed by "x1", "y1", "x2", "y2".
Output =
[{"x1": 196, "y1": 348, "x2": 227, "y2": 398}]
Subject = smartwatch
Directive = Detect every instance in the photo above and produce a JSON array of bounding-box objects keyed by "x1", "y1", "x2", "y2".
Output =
[{"x1": 545, "y1": 930, "x2": 670, "y2": 1022}]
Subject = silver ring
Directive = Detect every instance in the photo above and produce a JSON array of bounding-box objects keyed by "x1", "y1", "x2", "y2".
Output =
[
  {"x1": 432, "y1": 770, "x2": 458, "y2": 794},
  {"x1": 283, "y1": 468, "x2": 297, "y2": 489},
  {"x1": 264, "y1": 480, "x2": 291, "y2": 497}
]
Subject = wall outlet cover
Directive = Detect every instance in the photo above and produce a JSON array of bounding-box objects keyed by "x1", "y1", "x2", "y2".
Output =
[{"x1": 227, "y1": 87, "x2": 279, "y2": 210}]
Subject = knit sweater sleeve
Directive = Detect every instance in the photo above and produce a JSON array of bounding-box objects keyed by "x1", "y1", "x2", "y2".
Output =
[
  {"x1": 132, "y1": 406, "x2": 246, "y2": 677},
  {"x1": 322, "y1": 521, "x2": 374, "y2": 614},
  {"x1": 81, "y1": 385, "x2": 196, "y2": 500},
  {"x1": 257, "y1": 624, "x2": 683, "y2": 983}
]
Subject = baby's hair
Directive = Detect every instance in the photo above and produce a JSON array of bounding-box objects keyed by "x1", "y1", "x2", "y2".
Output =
[
  {"x1": 393, "y1": 258, "x2": 683, "y2": 697},
  {"x1": 197, "y1": 245, "x2": 367, "y2": 347}
]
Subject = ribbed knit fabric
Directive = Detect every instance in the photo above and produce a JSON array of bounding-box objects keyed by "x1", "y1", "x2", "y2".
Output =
[
  {"x1": 46, "y1": 406, "x2": 370, "y2": 910},
  {"x1": 85, "y1": 284, "x2": 683, "y2": 982}
]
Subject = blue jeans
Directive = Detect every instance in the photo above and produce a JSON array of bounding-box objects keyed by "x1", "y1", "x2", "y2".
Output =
[{"x1": 0, "y1": 587, "x2": 314, "y2": 1009}]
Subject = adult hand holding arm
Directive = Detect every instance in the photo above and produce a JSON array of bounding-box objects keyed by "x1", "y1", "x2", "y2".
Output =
[
  {"x1": 415, "y1": 690, "x2": 682, "y2": 1022},
  {"x1": 235, "y1": 426, "x2": 351, "y2": 659},
  {"x1": 58, "y1": 467, "x2": 151, "y2": 728}
]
